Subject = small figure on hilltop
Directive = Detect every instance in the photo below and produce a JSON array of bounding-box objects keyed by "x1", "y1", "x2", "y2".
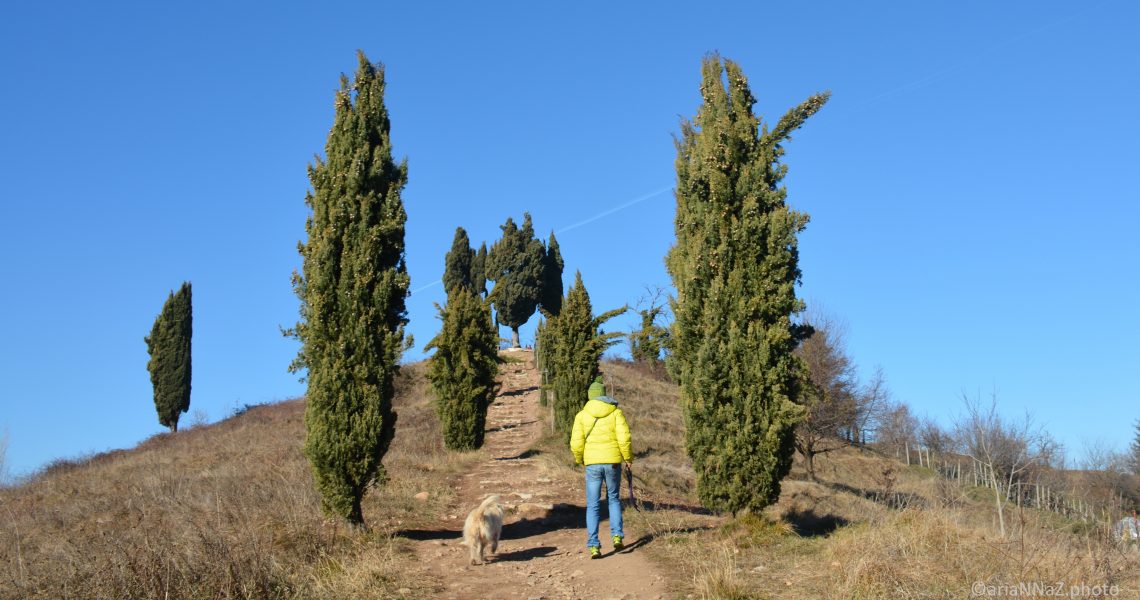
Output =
[{"x1": 570, "y1": 378, "x2": 633, "y2": 559}]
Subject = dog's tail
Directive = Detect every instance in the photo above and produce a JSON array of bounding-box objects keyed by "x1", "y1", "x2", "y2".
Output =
[{"x1": 479, "y1": 494, "x2": 501, "y2": 509}]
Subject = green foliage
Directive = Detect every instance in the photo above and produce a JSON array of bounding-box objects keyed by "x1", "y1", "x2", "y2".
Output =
[
  {"x1": 473, "y1": 242, "x2": 488, "y2": 297},
  {"x1": 145, "y1": 282, "x2": 193, "y2": 433},
  {"x1": 629, "y1": 304, "x2": 670, "y2": 366},
  {"x1": 288, "y1": 52, "x2": 410, "y2": 528},
  {"x1": 443, "y1": 227, "x2": 477, "y2": 294},
  {"x1": 535, "y1": 317, "x2": 550, "y2": 406},
  {"x1": 541, "y1": 272, "x2": 626, "y2": 441},
  {"x1": 665, "y1": 54, "x2": 828, "y2": 515},
  {"x1": 425, "y1": 287, "x2": 499, "y2": 451},
  {"x1": 486, "y1": 213, "x2": 547, "y2": 347},
  {"x1": 540, "y1": 232, "x2": 564, "y2": 317}
]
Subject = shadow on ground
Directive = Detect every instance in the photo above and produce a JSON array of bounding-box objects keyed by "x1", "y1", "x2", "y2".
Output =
[
  {"x1": 495, "y1": 448, "x2": 541, "y2": 461},
  {"x1": 397, "y1": 503, "x2": 585, "y2": 543},
  {"x1": 630, "y1": 499, "x2": 715, "y2": 516},
  {"x1": 782, "y1": 507, "x2": 849, "y2": 537},
  {"x1": 502, "y1": 503, "x2": 583, "y2": 540},
  {"x1": 486, "y1": 420, "x2": 538, "y2": 433},
  {"x1": 823, "y1": 480, "x2": 927, "y2": 510},
  {"x1": 498, "y1": 386, "x2": 539, "y2": 398},
  {"x1": 493, "y1": 546, "x2": 558, "y2": 562},
  {"x1": 397, "y1": 527, "x2": 462, "y2": 542}
]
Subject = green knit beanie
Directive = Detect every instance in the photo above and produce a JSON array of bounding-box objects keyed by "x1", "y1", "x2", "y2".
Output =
[{"x1": 588, "y1": 380, "x2": 605, "y2": 400}]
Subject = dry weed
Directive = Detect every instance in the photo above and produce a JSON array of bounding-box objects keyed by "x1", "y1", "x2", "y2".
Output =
[{"x1": 0, "y1": 361, "x2": 470, "y2": 599}]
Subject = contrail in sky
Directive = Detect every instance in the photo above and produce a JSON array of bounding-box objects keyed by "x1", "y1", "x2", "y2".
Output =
[
  {"x1": 409, "y1": 185, "x2": 673, "y2": 295},
  {"x1": 555, "y1": 186, "x2": 673, "y2": 235}
]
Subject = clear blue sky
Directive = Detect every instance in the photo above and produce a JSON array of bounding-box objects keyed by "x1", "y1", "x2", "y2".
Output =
[{"x1": 2, "y1": 1, "x2": 1136, "y2": 479}]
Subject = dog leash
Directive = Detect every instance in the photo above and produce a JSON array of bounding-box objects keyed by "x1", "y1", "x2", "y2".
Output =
[{"x1": 624, "y1": 463, "x2": 640, "y2": 512}]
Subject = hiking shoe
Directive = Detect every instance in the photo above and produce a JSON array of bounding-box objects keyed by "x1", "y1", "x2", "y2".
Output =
[
  {"x1": 612, "y1": 535, "x2": 624, "y2": 550},
  {"x1": 589, "y1": 546, "x2": 601, "y2": 559}
]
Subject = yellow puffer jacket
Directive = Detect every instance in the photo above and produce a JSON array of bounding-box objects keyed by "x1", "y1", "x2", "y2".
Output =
[{"x1": 570, "y1": 398, "x2": 632, "y2": 466}]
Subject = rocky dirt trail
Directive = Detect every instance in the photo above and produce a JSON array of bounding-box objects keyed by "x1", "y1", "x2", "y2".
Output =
[{"x1": 407, "y1": 349, "x2": 670, "y2": 600}]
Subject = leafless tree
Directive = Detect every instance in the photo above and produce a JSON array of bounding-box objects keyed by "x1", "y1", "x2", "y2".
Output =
[
  {"x1": 876, "y1": 401, "x2": 918, "y2": 458},
  {"x1": 851, "y1": 366, "x2": 890, "y2": 445},
  {"x1": 918, "y1": 417, "x2": 956, "y2": 457},
  {"x1": 793, "y1": 312, "x2": 859, "y2": 481},
  {"x1": 955, "y1": 391, "x2": 1046, "y2": 538},
  {"x1": 628, "y1": 284, "x2": 671, "y2": 367},
  {"x1": 1079, "y1": 438, "x2": 1132, "y2": 510}
]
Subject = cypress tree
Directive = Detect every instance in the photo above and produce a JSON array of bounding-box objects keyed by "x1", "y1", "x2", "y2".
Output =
[
  {"x1": 288, "y1": 52, "x2": 410, "y2": 529},
  {"x1": 486, "y1": 213, "x2": 546, "y2": 347},
  {"x1": 473, "y1": 242, "x2": 488, "y2": 297},
  {"x1": 665, "y1": 55, "x2": 828, "y2": 515},
  {"x1": 544, "y1": 272, "x2": 625, "y2": 441},
  {"x1": 425, "y1": 286, "x2": 499, "y2": 451},
  {"x1": 540, "y1": 232, "x2": 564, "y2": 317},
  {"x1": 629, "y1": 305, "x2": 669, "y2": 366},
  {"x1": 145, "y1": 281, "x2": 192, "y2": 433},
  {"x1": 535, "y1": 316, "x2": 550, "y2": 406},
  {"x1": 443, "y1": 227, "x2": 476, "y2": 294}
]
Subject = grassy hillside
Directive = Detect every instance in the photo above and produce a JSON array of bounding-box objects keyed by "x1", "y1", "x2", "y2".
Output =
[
  {"x1": 2, "y1": 358, "x2": 1136, "y2": 599},
  {"x1": 594, "y1": 360, "x2": 1140, "y2": 599},
  {"x1": 0, "y1": 362, "x2": 479, "y2": 599}
]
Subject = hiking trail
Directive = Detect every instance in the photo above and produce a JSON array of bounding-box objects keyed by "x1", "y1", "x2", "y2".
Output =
[{"x1": 407, "y1": 349, "x2": 669, "y2": 600}]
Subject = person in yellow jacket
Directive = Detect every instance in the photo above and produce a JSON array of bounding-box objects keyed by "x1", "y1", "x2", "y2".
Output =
[{"x1": 570, "y1": 379, "x2": 632, "y2": 559}]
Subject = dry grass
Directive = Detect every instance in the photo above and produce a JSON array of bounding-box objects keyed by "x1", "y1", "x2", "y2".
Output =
[
  {"x1": 824, "y1": 507, "x2": 1140, "y2": 598},
  {"x1": 5, "y1": 356, "x2": 1136, "y2": 599},
  {"x1": 596, "y1": 359, "x2": 1140, "y2": 600},
  {"x1": 0, "y1": 361, "x2": 477, "y2": 599},
  {"x1": 601, "y1": 360, "x2": 693, "y2": 499}
]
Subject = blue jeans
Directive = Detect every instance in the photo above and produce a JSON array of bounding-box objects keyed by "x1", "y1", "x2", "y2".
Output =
[{"x1": 585, "y1": 463, "x2": 623, "y2": 548}]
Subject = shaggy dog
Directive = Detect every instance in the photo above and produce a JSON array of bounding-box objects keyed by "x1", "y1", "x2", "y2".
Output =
[{"x1": 462, "y1": 495, "x2": 504, "y2": 565}]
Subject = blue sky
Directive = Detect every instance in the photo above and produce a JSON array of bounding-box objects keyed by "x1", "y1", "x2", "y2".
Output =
[{"x1": 1, "y1": 1, "x2": 1136, "y2": 479}]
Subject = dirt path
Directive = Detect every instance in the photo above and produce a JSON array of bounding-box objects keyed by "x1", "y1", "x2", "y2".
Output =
[{"x1": 408, "y1": 350, "x2": 669, "y2": 600}]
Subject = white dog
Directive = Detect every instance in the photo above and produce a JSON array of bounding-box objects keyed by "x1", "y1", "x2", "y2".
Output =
[{"x1": 462, "y1": 494, "x2": 504, "y2": 565}]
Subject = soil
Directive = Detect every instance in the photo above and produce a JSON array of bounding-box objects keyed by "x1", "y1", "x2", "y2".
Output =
[{"x1": 406, "y1": 349, "x2": 670, "y2": 600}]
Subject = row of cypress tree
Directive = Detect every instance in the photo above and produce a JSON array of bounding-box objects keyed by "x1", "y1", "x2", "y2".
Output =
[
  {"x1": 485, "y1": 213, "x2": 563, "y2": 347},
  {"x1": 284, "y1": 51, "x2": 826, "y2": 527},
  {"x1": 426, "y1": 228, "x2": 499, "y2": 451}
]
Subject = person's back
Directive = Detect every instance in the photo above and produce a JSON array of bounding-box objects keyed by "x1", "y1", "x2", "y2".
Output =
[{"x1": 570, "y1": 379, "x2": 632, "y2": 558}]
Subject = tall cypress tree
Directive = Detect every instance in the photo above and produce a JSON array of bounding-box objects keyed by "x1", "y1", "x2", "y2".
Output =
[
  {"x1": 473, "y1": 242, "x2": 488, "y2": 297},
  {"x1": 288, "y1": 52, "x2": 410, "y2": 529},
  {"x1": 145, "y1": 282, "x2": 192, "y2": 433},
  {"x1": 487, "y1": 213, "x2": 546, "y2": 347},
  {"x1": 425, "y1": 286, "x2": 499, "y2": 451},
  {"x1": 540, "y1": 232, "x2": 564, "y2": 317},
  {"x1": 665, "y1": 55, "x2": 828, "y2": 515},
  {"x1": 443, "y1": 227, "x2": 476, "y2": 294},
  {"x1": 544, "y1": 272, "x2": 625, "y2": 441}
]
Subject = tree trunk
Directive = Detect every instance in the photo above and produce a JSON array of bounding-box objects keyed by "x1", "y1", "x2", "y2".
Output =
[
  {"x1": 347, "y1": 498, "x2": 366, "y2": 533},
  {"x1": 804, "y1": 450, "x2": 816, "y2": 482},
  {"x1": 991, "y1": 465, "x2": 1006, "y2": 537},
  {"x1": 511, "y1": 327, "x2": 520, "y2": 348}
]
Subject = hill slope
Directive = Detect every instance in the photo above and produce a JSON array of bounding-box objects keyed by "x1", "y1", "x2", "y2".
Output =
[
  {"x1": 2, "y1": 356, "x2": 1137, "y2": 599},
  {"x1": 600, "y1": 360, "x2": 1140, "y2": 598}
]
